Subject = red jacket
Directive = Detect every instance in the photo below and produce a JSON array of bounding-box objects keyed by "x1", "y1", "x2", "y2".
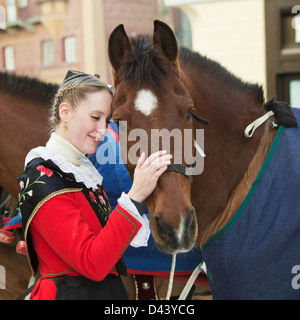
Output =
[
  {"x1": 18, "y1": 158, "x2": 142, "y2": 300},
  {"x1": 30, "y1": 193, "x2": 141, "y2": 300}
]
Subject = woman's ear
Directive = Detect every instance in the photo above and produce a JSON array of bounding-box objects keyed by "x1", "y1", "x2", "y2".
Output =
[{"x1": 59, "y1": 103, "x2": 70, "y2": 123}]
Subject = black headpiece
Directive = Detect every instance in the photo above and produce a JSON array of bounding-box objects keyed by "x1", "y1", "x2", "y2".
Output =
[{"x1": 62, "y1": 70, "x2": 100, "y2": 84}]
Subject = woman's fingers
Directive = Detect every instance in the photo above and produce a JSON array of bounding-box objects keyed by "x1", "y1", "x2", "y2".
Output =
[
  {"x1": 136, "y1": 152, "x2": 146, "y2": 169},
  {"x1": 144, "y1": 150, "x2": 167, "y2": 165},
  {"x1": 128, "y1": 151, "x2": 172, "y2": 203},
  {"x1": 153, "y1": 165, "x2": 169, "y2": 178},
  {"x1": 143, "y1": 151, "x2": 172, "y2": 168}
]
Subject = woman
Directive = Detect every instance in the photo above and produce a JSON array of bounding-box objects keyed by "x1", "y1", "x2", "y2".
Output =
[{"x1": 18, "y1": 70, "x2": 172, "y2": 300}]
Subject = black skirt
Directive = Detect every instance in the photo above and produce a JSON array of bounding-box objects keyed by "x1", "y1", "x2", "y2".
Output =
[{"x1": 51, "y1": 274, "x2": 128, "y2": 300}]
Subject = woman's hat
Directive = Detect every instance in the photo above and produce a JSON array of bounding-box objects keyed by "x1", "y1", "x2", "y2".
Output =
[{"x1": 62, "y1": 70, "x2": 100, "y2": 84}]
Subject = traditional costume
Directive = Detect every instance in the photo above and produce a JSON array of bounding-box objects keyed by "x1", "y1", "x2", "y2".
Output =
[{"x1": 18, "y1": 133, "x2": 150, "y2": 300}]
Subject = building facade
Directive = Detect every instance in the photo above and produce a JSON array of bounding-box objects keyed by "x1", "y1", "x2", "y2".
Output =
[
  {"x1": 0, "y1": 0, "x2": 174, "y2": 83},
  {"x1": 165, "y1": 0, "x2": 300, "y2": 105},
  {"x1": 1, "y1": 0, "x2": 299, "y2": 106}
]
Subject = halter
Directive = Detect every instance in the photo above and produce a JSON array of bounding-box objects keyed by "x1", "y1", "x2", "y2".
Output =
[
  {"x1": 165, "y1": 110, "x2": 209, "y2": 183},
  {"x1": 164, "y1": 110, "x2": 209, "y2": 299}
]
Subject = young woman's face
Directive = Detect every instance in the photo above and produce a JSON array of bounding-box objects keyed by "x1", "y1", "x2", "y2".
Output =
[{"x1": 64, "y1": 90, "x2": 112, "y2": 155}]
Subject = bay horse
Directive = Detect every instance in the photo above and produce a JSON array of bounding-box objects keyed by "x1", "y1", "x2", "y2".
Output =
[
  {"x1": 0, "y1": 74, "x2": 57, "y2": 299},
  {"x1": 108, "y1": 20, "x2": 300, "y2": 299}
]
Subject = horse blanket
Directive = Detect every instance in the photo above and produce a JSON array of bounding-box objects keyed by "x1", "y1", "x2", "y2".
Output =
[
  {"x1": 90, "y1": 122, "x2": 203, "y2": 276},
  {"x1": 202, "y1": 108, "x2": 300, "y2": 299}
]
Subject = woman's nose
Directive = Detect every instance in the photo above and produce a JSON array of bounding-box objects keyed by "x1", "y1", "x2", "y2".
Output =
[{"x1": 95, "y1": 128, "x2": 107, "y2": 142}]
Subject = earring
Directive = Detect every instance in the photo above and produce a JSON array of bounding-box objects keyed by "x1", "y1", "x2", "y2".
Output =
[{"x1": 63, "y1": 122, "x2": 68, "y2": 131}]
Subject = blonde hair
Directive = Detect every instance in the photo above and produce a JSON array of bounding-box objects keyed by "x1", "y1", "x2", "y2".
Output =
[{"x1": 50, "y1": 73, "x2": 113, "y2": 128}]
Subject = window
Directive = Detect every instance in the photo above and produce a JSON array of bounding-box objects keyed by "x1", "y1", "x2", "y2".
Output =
[
  {"x1": 18, "y1": 0, "x2": 28, "y2": 8},
  {"x1": 290, "y1": 80, "x2": 300, "y2": 107},
  {"x1": 0, "y1": 5, "x2": 5, "y2": 30},
  {"x1": 4, "y1": 46, "x2": 15, "y2": 71},
  {"x1": 64, "y1": 36, "x2": 77, "y2": 64},
  {"x1": 279, "y1": 74, "x2": 300, "y2": 107},
  {"x1": 42, "y1": 40, "x2": 54, "y2": 67},
  {"x1": 6, "y1": 0, "x2": 17, "y2": 23},
  {"x1": 281, "y1": 12, "x2": 300, "y2": 49},
  {"x1": 294, "y1": 15, "x2": 300, "y2": 44}
]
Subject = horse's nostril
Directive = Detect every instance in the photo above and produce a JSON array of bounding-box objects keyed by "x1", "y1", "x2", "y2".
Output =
[
  {"x1": 154, "y1": 215, "x2": 173, "y2": 242},
  {"x1": 186, "y1": 209, "x2": 196, "y2": 238}
]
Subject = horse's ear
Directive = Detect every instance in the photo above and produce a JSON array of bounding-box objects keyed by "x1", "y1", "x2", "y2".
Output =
[
  {"x1": 153, "y1": 20, "x2": 178, "y2": 63},
  {"x1": 108, "y1": 24, "x2": 132, "y2": 73}
]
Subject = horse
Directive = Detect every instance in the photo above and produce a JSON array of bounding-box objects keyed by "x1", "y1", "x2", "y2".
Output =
[
  {"x1": 0, "y1": 72, "x2": 207, "y2": 300},
  {"x1": 0, "y1": 74, "x2": 57, "y2": 299},
  {"x1": 108, "y1": 20, "x2": 300, "y2": 299}
]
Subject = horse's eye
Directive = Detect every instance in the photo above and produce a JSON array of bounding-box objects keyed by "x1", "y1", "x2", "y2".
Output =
[
  {"x1": 186, "y1": 108, "x2": 194, "y2": 122},
  {"x1": 112, "y1": 118, "x2": 121, "y2": 126}
]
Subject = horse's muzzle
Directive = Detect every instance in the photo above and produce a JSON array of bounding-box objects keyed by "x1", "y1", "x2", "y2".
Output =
[{"x1": 154, "y1": 208, "x2": 197, "y2": 255}]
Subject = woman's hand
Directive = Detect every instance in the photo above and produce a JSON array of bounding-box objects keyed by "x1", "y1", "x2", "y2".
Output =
[{"x1": 127, "y1": 150, "x2": 172, "y2": 203}]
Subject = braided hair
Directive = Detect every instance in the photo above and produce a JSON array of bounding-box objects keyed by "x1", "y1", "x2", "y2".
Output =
[{"x1": 50, "y1": 71, "x2": 113, "y2": 129}]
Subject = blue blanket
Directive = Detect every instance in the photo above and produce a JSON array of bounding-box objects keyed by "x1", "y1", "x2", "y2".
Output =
[
  {"x1": 90, "y1": 122, "x2": 202, "y2": 275},
  {"x1": 202, "y1": 108, "x2": 300, "y2": 299}
]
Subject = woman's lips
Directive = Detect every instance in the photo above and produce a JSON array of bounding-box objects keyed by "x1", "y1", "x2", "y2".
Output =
[{"x1": 88, "y1": 135, "x2": 100, "y2": 144}]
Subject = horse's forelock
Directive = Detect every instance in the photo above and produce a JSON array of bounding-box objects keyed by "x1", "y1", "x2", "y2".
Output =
[{"x1": 116, "y1": 35, "x2": 177, "y2": 88}]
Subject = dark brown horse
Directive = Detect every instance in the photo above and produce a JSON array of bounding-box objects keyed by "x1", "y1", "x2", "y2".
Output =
[
  {"x1": 0, "y1": 73, "x2": 57, "y2": 299},
  {"x1": 0, "y1": 73, "x2": 58, "y2": 198},
  {"x1": 108, "y1": 20, "x2": 268, "y2": 252},
  {"x1": 108, "y1": 21, "x2": 300, "y2": 299}
]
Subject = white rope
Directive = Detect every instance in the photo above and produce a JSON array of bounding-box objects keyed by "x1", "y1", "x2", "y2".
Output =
[
  {"x1": 178, "y1": 261, "x2": 207, "y2": 300},
  {"x1": 244, "y1": 111, "x2": 275, "y2": 138},
  {"x1": 165, "y1": 254, "x2": 176, "y2": 300}
]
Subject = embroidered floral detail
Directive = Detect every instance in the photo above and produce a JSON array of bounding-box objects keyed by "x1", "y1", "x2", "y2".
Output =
[
  {"x1": 19, "y1": 171, "x2": 46, "y2": 207},
  {"x1": 99, "y1": 195, "x2": 105, "y2": 205},
  {"x1": 89, "y1": 191, "x2": 96, "y2": 202},
  {"x1": 37, "y1": 165, "x2": 54, "y2": 177},
  {"x1": 87, "y1": 185, "x2": 112, "y2": 223},
  {"x1": 18, "y1": 165, "x2": 62, "y2": 208}
]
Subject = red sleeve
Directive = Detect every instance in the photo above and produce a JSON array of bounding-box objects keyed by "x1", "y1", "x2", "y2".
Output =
[{"x1": 30, "y1": 192, "x2": 142, "y2": 281}]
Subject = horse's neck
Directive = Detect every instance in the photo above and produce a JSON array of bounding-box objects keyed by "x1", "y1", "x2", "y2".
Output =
[
  {"x1": 181, "y1": 68, "x2": 267, "y2": 244},
  {"x1": 0, "y1": 97, "x2": 50, "y2": 198},
  {"x1": 198, "y1": 121, "x2": 277, "y2": 248}
]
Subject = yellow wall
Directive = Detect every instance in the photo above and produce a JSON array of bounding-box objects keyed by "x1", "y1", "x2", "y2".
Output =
[{"x1": 167, "y1": 0, "x2": 267, "y2": 95}]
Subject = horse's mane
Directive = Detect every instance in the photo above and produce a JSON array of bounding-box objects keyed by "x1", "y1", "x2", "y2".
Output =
[
  {"x1": 179, "y1": 46, "x2": 264, "y2": 105},
  {"x1": 0, "y1": 71, "x2": 58, "y2": 106},
  {"x1": 120, "y1": 35, "x2": 264, "y2": 104}
]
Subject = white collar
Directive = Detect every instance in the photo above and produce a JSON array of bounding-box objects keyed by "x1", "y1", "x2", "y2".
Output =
[
  {"x1": 46, "y1": 132, "x2": 83, "y2": 166},
  {"x1": 25, "y1": 133, "x2": 103, "y2": 190}
]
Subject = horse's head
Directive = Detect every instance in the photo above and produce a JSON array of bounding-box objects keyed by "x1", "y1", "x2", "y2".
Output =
[{"x1": 108, "y1": 21, "x2": 199, "y2": 254}]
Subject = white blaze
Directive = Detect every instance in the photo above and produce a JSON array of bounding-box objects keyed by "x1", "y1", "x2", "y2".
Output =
[{"x1": 134, "y1": 89, "x2": 158, "y2": 116}]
